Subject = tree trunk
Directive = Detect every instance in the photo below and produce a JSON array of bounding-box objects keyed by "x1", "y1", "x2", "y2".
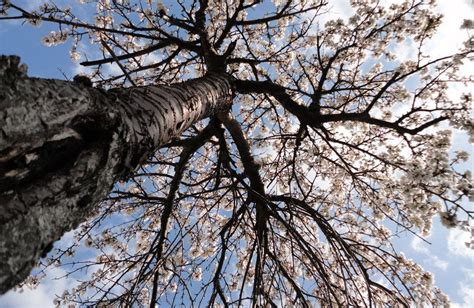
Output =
[{"x1": 0, "y1": 55, "x2": 233, "y2": 294}]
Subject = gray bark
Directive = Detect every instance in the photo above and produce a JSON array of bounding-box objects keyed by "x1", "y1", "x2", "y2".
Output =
[{"x1": 0, "y1": 55, "x2": 233, "y2": 294}]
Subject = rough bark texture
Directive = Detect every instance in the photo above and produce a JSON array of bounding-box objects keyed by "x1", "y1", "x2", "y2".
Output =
[{"x1": 0, "y1": 55, "x2": 233, "y2": 294}]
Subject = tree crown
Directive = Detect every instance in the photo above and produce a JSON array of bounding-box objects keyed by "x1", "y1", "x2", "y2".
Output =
[{"x1": 1, "y1": 0, "x2": 473, "y2": 306}]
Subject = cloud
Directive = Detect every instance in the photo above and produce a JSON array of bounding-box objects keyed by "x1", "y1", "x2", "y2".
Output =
[
  {"x1": 411, "y1": 236, "x2": 449, "y2": 270},
  {"x1": 447, "y1": 228, "x2": 474, "y2": 307},
  {"x1": 431, "y1": 0, "x2": 474, "y2": 105},
  {"x1": 318, "y1": 0, "x2": 355, "y2": 25},
  {"x1": 0, "y1": 267, "x2": 77, "y2": 308},
  {"x1": 447, "y1": 228, "x2": 474, "y2": 261},
  {"x1": 411, "y1": 236, "x2": 430, "y2": 254},
  {"x1": 0, "y1": 231, "x2": 80, "y2": 307},
  {"x1": 451, "y1": 268, "x2": 474, "y2": 308},
  {"x1": 430, "y1": 255, "x2": 449, "y2": 271},
  {"x1": 429, "y1": 0, "x2": 474, "y2": 57}
]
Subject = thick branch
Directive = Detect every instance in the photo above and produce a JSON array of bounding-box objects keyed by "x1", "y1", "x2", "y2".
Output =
[
  {"x1": 80, "y1": 39, "x2": 197, "y2": 67},
  {"x1": 235, "y1": 79, "x2": 448, "y2": 135}
]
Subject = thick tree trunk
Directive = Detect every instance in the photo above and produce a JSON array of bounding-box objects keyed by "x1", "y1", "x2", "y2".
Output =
[{"x1": 0, "y1": 55, "x2": 233, "y2": 294}]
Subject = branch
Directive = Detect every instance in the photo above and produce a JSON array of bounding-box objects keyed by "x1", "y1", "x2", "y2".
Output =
[
  {"x1": 234, "y1": 1, "x2": 322, "y2": 26},
  {"x1": 9, "y1": 3, "x2": 159, "y2": 40},
  {"x1": 218, "y1": 112, "x2": 268, "y2": 267},
  {"x1": 100, "y1": 39, "x2": 136, "y2": 86},
  {"x1": 235, "y1": 79, "x2": 449, "y2": 135},
  {"x1": 147, "y1": 121, "x2": 218, "y2": 307},
  {"x1": 81, "y1": 39, "x2": 195, "y2": 66}
]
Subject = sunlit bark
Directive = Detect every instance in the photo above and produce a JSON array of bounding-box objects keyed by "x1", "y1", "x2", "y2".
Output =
[{"x1": 0, "y1": 55, "x2": 233, "y2": 293}]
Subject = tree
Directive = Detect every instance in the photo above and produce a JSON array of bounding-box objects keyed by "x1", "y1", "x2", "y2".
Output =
[{"x1": 0, "y1": 0, "x2": 473, "y2": 306}]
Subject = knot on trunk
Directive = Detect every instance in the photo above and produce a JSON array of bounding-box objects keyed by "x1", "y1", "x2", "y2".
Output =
[{"x1": 0, "y1": 55, "x2": 28, "y2": 88}]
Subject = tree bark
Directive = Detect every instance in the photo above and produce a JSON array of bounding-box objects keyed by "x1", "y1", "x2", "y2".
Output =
[{"x1": 0, "y1": 55, "x2": 233, "y2": 294}]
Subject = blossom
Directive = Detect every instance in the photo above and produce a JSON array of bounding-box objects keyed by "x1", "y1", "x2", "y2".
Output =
[
  {"x1": 189, "y1": 246, "x2": 201, "y2": 259},
  {"x1": 69, "y1": 50, "x2": 81, "y2": 62},
  {"x1": 192, "y1": 267, "x2": 202, "y2": 281},
  {"x1": 461, "y1": 19, "x2": 474, "y2": 29},
  {"x1": 439, "y1": 212, "x2": 458, "y2": 228}
]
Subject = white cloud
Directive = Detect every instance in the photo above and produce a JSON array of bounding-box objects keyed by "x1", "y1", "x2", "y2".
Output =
[
  {"x1": 447, "y1": 228, "x2": 474, "y2": 260},
  {"x1": 430, "y1": 255, "x2": 449, "y2": 271},
  {"x1": 411, "y1": 236, "x2": 430, "y2": 254},
  {"x1": 451, "y1": 268, "x2": 474, "y2": 308},
  {"x1": 429, "y1": 0, "x2": 474, "y2": 57},
  {"x1": 318, "y1": 0, "x2": 355, "y2": 24},
  {"x1": 392, "y1": 0, "x2": 474, "y2": 64},
  {"x1": 0, "y1": 231, "x2": 81, "y2": 307},
  {"x1": 431, "y1": 0, "x2": 474, "y2": 107},
  {"x1": 0, "y1": 267, "x2": 77, "y2": 308},
  {"x1": 411, "y1": 236, "x2": 449, "y2": 270}
]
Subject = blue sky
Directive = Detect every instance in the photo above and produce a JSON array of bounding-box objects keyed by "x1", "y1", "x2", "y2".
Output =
[
  {"x1": 0, "y1": 15, "x2": 72, "y2": 78},
  {"x1": 0, "y1": 0, "x2": 473, "y2": 307}
]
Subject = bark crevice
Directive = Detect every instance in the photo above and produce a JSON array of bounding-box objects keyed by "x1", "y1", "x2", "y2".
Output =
[{"x1": 0, "y1": 55, "x2": 234, "y2": 294}]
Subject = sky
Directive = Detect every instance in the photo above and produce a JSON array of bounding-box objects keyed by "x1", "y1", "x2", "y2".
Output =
[{"x1": 0, "y1": 0, "x2": 473, "y2": 307}]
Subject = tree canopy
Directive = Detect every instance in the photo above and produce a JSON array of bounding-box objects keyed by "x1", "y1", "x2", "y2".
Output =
[{"x1": 1, "y1": 0, "x2": 473, "y2": 306}]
